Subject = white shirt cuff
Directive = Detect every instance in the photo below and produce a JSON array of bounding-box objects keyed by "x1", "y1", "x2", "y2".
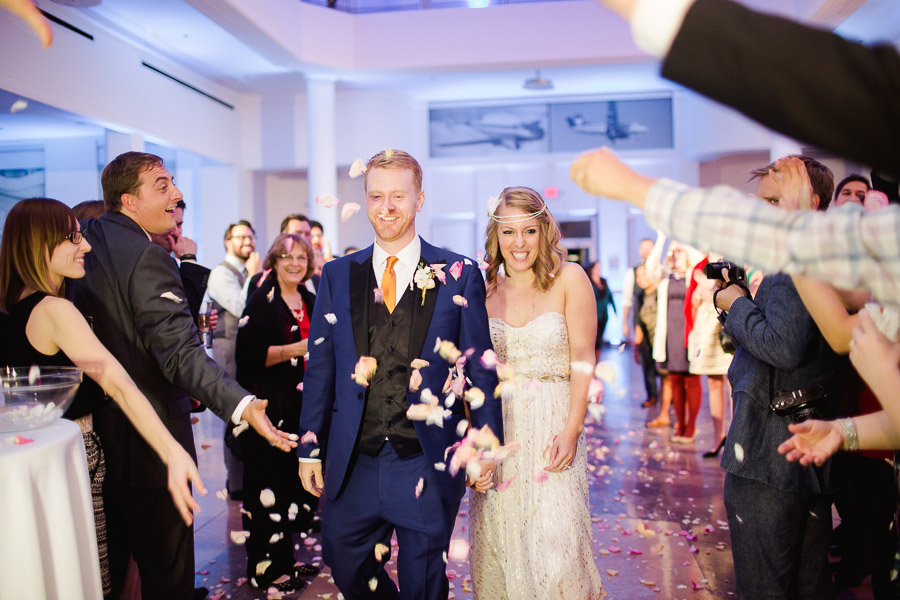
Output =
[
  {"x1": 297, "y1": 457, "x2": 322, "y2": 463},
  {"x1": 230, "y1": 395, "x2": 255, "y2": 424},
  {"x1": 631, "y1": 0, "x2": 695, "y2": 58}
]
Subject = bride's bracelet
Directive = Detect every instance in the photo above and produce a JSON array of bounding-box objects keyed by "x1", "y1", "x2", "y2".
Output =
[{"x1": 838, "y1": 418, "x2": 859, "y2": 451}]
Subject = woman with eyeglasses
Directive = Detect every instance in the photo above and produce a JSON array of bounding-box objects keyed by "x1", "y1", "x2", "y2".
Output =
[
  {"x1": 0, "y1": 197, "x2": 204, "y2": 597},
  {"x1": 234, "y1": 233, "x2": 319, "y2": 594}
]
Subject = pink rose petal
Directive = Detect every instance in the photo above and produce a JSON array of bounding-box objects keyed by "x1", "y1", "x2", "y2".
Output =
[{"x1": 315, "y1": 194, "x2": 341, "y2": 208}]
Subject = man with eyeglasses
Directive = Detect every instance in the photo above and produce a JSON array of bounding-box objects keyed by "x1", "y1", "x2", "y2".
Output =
[{"x1": 208, "y1": 220, "x2": 262, "y2": 499}]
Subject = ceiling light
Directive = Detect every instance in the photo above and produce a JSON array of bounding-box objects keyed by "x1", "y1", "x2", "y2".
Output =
[{"x1": 523, "y1": 70, "x2": 553, "y2": 91}]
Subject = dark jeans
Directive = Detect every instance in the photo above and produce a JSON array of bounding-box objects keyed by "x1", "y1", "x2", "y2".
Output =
[
  {"x1": 724, "y1": 472, "x2": 833, "y2": 600},
  {"x1": 637, "y1": 337, "x2": 659, "y2": 400}
]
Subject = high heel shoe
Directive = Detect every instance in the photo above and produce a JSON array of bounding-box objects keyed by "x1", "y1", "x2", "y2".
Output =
[{"x1": 703, "y1": 437, "x2": 727, "y2": 458}]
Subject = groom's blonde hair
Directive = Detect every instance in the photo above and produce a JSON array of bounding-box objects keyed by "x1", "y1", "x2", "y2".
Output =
[
  {"x1": 484, "y1": 186, "x2": 565, "y2": 297},
  {"x1": 365, "y1": 149, "x2": 423, "y2": 192}
]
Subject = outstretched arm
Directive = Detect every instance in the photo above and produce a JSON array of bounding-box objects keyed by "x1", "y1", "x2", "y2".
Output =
[
  {"x1": 33, "y1": 297, "x2": 203, "y2": 525},
  {"x1": 791, "y1": 275, "x2": 865, "y2": 354},
  {"x1": 1, "y1": 0, "x2": 52, "y2": 46},
  {"x1": 547, "y1": 263, "x2": 597, "y2": 472}
]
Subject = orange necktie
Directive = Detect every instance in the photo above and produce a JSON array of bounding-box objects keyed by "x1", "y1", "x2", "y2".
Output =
[{"x1": 383, "y1": 256, "x2": 399, "y2": 313}]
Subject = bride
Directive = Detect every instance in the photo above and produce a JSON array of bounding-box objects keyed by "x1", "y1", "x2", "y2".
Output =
[{"x1": 469, "y1": 187, "x2": 605, "y2": 599}]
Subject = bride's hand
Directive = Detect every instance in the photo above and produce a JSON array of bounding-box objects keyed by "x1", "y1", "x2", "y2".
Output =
[
  {"x1": 468, "y1": 460, "x2": 497, "y2": 493},
  {"x1": 545, "y1": 428, "x2": 579, "y2": 472}
]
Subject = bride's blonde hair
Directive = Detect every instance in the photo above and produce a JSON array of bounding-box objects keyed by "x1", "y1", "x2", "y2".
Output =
[{"x1": 484, "y1": 186, "x2": 565, "y2": 297}]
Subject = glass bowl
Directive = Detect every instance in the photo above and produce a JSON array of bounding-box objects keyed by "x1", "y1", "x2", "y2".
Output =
[{"x1": 0, "y1": 366, "x2": 83, "y2": 433}]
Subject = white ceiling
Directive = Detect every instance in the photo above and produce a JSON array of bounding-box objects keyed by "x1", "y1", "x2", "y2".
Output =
[{"x1": 3, "y1": 0, "x2": 898, "y2": 142}]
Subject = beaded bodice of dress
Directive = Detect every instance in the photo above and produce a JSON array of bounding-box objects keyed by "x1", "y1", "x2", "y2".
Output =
[{"x1": 489, "y1": 312, "x2": 569, "y2": 380}]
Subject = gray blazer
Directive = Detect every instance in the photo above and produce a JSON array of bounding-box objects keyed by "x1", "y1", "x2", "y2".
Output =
[{"x1": 70, "y1": 211, "x2": 247, "y2": 487}]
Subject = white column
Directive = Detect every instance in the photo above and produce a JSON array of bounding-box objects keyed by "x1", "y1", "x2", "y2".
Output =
[
  {"x1": 306, "y1": 76, "x2": 339, "y2": 251},
  {"x1": 769, "y1": 133, "x2": 804, "y2": 162},
  {"x1": 104, "y1": 131, "x2": 144, "y2": 163}
]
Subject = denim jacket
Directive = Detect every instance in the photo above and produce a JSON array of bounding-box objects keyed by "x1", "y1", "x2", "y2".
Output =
[{"x1": 720, "y1": 273, "x2": 848, "y2": 493}]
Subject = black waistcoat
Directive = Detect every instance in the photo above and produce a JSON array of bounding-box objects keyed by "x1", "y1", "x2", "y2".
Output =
[{"x1": 357, "y1": 271, "x2": 422, "y2": 458}]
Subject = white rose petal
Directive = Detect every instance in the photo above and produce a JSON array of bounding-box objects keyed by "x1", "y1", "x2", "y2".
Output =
[
  {"x1": 160, "y1": 291, "x2": 183, "y2": 303},
  {"x1": 259, "y1": 488, "x2": 276, "y2": 508}
]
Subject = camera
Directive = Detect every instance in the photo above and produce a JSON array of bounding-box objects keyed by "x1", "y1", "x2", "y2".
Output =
[
  {"x1": 703, "y1": 260, "x2": 747, "y2": 283},
  {"x1": 770, "y1": 385, "x2": 835, "y2": 423}
]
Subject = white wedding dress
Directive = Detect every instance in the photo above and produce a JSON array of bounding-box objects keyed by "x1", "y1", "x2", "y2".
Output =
[{"x1": 469, "y1": 312, "x2": 605, "y2": 600}]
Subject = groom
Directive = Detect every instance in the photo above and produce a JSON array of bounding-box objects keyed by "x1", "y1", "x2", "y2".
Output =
[{"x1": 298, "y1": 149, "x2": 503, "y2": 599}]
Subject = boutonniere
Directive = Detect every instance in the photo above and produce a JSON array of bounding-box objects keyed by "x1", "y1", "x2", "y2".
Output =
[{"x1": 413, "y1": 262, "x2": 446, "y2": 305}]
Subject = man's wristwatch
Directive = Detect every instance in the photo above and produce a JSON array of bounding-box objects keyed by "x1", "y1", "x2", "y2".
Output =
[{"x1": 178, "y1": 253, "x2": 197, "y2": 262}]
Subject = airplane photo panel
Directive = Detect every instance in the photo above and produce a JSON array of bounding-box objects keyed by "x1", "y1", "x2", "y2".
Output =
[
  {"x1": 429, "y1": 104, "x2": 550, "y2": 158},
  {"x1": 549, "y1": 98, "x2": 673, "y2": 153}
]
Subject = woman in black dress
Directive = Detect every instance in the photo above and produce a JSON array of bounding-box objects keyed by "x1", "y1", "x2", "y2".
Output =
[
  {"x1": 235, "y1": 233, "x2": 319, "y2": 593},
  {"x1": 0, "y1": 198, "x2": 202, "y2": 597}
]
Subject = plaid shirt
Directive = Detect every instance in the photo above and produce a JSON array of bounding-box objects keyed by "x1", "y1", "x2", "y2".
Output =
[{"x1": 644, "y1": 178, "x2": 900, "y2": 310}]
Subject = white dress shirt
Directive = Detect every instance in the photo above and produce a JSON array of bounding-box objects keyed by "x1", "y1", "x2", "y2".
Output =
[
  {"x1": 372, "y1": 236, "x2": 422, "y2": 305},
  {"x1": 207, "y1": 253, "x2": 249, "y2": 318},
  {"x1": 631, "y1": 0, "x2": 694, "y2": 57}
]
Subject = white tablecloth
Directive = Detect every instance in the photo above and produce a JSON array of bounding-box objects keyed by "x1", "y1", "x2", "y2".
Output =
[{"x1": 0, "y1": 419, "x2": 102, "y2": 599}]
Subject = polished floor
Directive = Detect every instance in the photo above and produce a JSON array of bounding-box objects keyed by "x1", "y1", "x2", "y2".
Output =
[{"x1": 189, "y1": 345, "x2": 875, "y2": 599}]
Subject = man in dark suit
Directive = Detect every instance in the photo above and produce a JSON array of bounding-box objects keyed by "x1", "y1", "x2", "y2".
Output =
[
  {"x1": 69, "y1": 151, "x2": 296, "y2": 599},
  {"x1": 711, "y1": 156, "x2": 847, "y2": 598},
  {"x1": 297, "y1": 149, "x2": 504, "y2": 600},
  {"x1": 596, "y1": 0, "x2": 900, "y2": 179}
]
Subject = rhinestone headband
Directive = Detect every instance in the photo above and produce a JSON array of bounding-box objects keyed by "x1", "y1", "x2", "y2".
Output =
[
  {"x1": 486, "y1": 192, "x2": 548, "y2": 223},
  {"x1": 488, "y1": 205, "x2": 547, "y2": 223}
]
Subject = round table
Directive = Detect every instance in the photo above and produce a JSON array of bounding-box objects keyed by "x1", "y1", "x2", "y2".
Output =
[{"x1": 0, "y1": 419, "x2": 103, "y2": 599}]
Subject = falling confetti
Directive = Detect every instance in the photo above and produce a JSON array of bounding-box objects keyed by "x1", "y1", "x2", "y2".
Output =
[
  {"x1": 260, "y1": 489, "x2": 276, "y2": 508},
  {"x1": 384, "y1": 147, "x2": 394, "y2": 159},
  {"x1": 238, "y1": 315, "x2": 250, "y2": 328},
  {"x1": 300, "y1": 431, "x2": 318, "y2": 445},
  {"x1": 230, "y1": 530, "x2": 249, "y2": 544},
  {"x1": 409, "y1": 368, "x2": 426, "y2": 392},
  {"x1": 734, "y1": 443, "x2": 745, "y2": 462},
  {"x1": 464, "y1": 387, "x2": 485, "y2": 410},
  {"x1": 374, "y1": 543, "x2": 390, "y2": 561},
  {"x1": 435, "y1": 339, "x2": 462, "y2": 363},
  {"x1": 341, "y1": 202, "x2": 361, "y2": 222},
  {"x1": 10, "y1": 99, "x2": 28, "y2": 114},
  {"x1": 495, "y1": 477, "x2": 515, "y2": 492},
  {"x1": 452, "y1": 295, "x2": 468, "y2": 308},
  {"x1": 348, "y1": 158, "x2": 367, "y2": 179},
  {"x1": 449, "y1": 261, "x2": 463, "y2": 281},
  {"x1": 447, "y1": 538, "x2": 469, "y2": 562},
  {"x1": 160, "y1": 291, "x2": 183, "y2": 303},
  {"x1": 324, "y1": 313, "x2": 337, "y2": 325},
  {"x1": 414, "y1": 477, "x2": 425, "y2": 498},
  {"x1": 593, "y1": 361, "x2": 617, "y2": 384},
  {"x1": 373, "y1": 287, "x2": 385, "y2": 304},
  {"x1": 266, "y1": 287, "x2": 275, "y2": 303},
  {"x1": 315, "y1": 195, "x2": 341, "y2": 208},
  {"x1": 352, "y1": 356, "x2": 378, "y2": 386}
]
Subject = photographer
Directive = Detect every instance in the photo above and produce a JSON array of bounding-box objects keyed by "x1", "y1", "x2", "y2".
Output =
[{"x1": 712, "y1": 155, "x2": 849, "y2": 599}]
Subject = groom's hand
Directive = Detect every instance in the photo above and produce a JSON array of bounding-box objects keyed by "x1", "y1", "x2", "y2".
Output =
[{"x1": 299, "y1": 461, "x2": 324, "y2": 497}]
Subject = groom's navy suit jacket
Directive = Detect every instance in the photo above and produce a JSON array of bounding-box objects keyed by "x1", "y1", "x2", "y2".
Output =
[{"x1": 298, "y1": 238, "x2": 503, "y2": 504}]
